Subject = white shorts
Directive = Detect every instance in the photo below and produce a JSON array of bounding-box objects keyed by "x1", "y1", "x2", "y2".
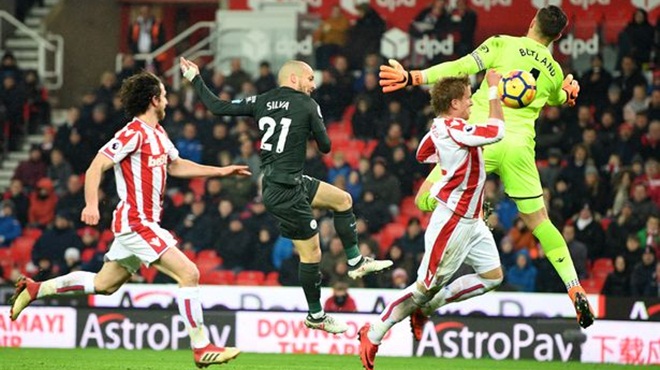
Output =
[
  {"x1": 104, "y1": 222, "x2": 177, "y2": 274},
  {"x1": 417, "y1": 205, "x2": 500, "y2": 290}
]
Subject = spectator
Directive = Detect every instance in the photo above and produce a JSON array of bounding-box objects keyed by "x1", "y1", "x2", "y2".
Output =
[
  {"x1": 352, "y1": 96, "x2": 378, "y2": 140},
  {"x1": 312, "y1": 71, "x2": 343, "y2": 123},
  {"x1": 345, "y1": 3, "x2": 385, "y2": 70},
  {"x1": 601, "y1": 255, "x2": 631, "y2": 297},
  {"x1": 254, "y1": 61, "x2": 277, "y2": 94},
  {"x1": 534, "y1": 246, "x2": 566, "y2": 293},
  {"x1": 539, "y1": 148, "x2": 564, "y2": 189},
  {"x1": 363, "y1": 157, "x2": 401, "y2": 207},
  {"x1": 618, "y1": 8, "x2": 654, "y2": 69},
  {"x1": 54, "y1": 107, "x2": 81, "y2": 149},
  {"x1": 580, "y1": 54, "x2": 613, "y2": 110},
  {"x1": 271, "y1": 235, "x2": 294, "y2": 270},
  {"x1": 450, "y1": 0, "x2": 477, "y2": 57},
  {"x1": 176, "y1": 122, "x2": 203, "y2": 163},
  {"x1": 535, "y1": 107, "x2": 565, "y2": 159},
  {"x1": 606, "y1": 201, "x2": 638, "y2": 258},
  {"x1": 55, "y1": 175, "x2": 85, "y2": 228},
  {"x1": 324, "y1": 281, "x2": 357, "y2": 313},
  {"x1": 613, "y1": 56, "x2": 647, "y2": 104},
  {"x1": 623, "y1": 234, "x2": 644, "y2": 275},
  {"x1": 630, "y1": 248, "x2": 656, "y2": 296},
  {"x1": 313, "y1": 6, "x2": 350, "y2": 70},
  {"x1": 0, "y1": 200, "x2": 21, "y2": 247},
  {"x1": 506, "y1": 250, "x2": 538, "y2": 292},
  {"x1": 320, "y1": 237, "x2": 346, "y2": 284},
  {"x1": 215, "y1": 215, "x2": 254, "y2": 271},
  {"x1": 582, "y1": 165, "x2": 610, "y2": 217},
  {"x1": 562, "y1": 224, "x2": 589, "y2": 279},
  {"x1": 278, "y1": 249, "x2": 300, "y2": 286},
  {"x1": 203, "y1": 123, "x2": 235, "y2": 165},
  {"x1": 62, "y1": 128, "x2": 93, "y2": 174},
  {"x1": 225, "y1": 58, "x2": 251, "y2": 93},
  {"x1": 3, "y1": 179, "x2": 29, "y2": 226},
  {"x1": 62, "y1": 247, "x2": 82, "y2": 274},
  {"x1": 31, "y1": 210, "x2": 83, "y2": 273},
  {"x1": 175, "y1": 200, "x2": 214, "y2": 251},
  {"x1": 304, "y1": 142, "x2": 328, "y2": 182},
  {"x1": 251, "y1": 228, "x2": 275, "y2": 273},
  {"x1": 95, "y1": 71, "x2": 118, "y2": 107},
  {"x1": 12, "y1": 146, "x2": 47, "y2": 190},
  {"x1": 638, "y1": 214, "x2": 659, "y2": 258},
  {"x1": 639, "y1": 120, "x2": 660, "y2": 162},
  {"x1": 409, "y1": 0, "x2": 450, "y2": 66},
  {"x1": 354, "y1": 190, "x2": 391, "y2": 234},
  {"x1": 396, "y1": 217, "x2": 425, "y2": 260},
  {"x1": 23, "y1": 69, "x2": 50, "y2": 134},
  {"x1": 1, "y1": 74, "x2": 27, "y2": 149},
  {"x1": 127, "y1": 5, "x2": 166, "y2": 72},
  {"x1": 328, "y1": 151, "x2": 352, "y2": 185},
  {"x1": 28, "y1": 178, "x2": 58, "y2": 228},
  {"x1": 116, "y1": 53, "x2": 139, "y2": 83},
  {"x1": 372, "y1": 123, "x2": 406, "y2": 163},
  {"x1": 389, "y1": 267, "x2": 409, "y2": 289},
  {"x1": 630, "y1": 183, "x2": 659, "y2": 230},
  {"x1": 47, "y1": 148, "x2": 73, "y2": 196},
  {"x1": 233, "y1": 139, "x2": 261, "y2": 183},
  {"x1": 508, "y1": 217, "x2": 537, "y2": 257},
  {"x1": 244, "y1": 197, "x2": 278, "y2": 238},
  {"x1": 379, "y1": 244, "x2": 414, "y2": 287},
  {"x1": 573, "y1": 203, "x2": 606, "y2": 260}
]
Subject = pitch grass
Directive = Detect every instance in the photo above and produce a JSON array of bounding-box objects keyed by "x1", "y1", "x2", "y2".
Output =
[{"x1": 0, "y1": 348, "x2": 641, "y2": 370}]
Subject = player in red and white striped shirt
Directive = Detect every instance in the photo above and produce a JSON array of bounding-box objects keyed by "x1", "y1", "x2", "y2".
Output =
[
  {"x1": 359, "y1": 70, "x2": 505, "y2": 369},
  {"x1": 10, "y1": 72, "x2": 249, "y2": 367}
]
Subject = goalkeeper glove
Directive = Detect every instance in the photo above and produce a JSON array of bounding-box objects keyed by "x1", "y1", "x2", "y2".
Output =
[
  {"x1": 415, "y1": 191, "x2": 438, "y2": 212},
  {"x1": 562, "y1": 74, "x2": 580, "y2": 107},
  {"x1": 379, "y1": 59, "x2": 424, "y2": 93}
]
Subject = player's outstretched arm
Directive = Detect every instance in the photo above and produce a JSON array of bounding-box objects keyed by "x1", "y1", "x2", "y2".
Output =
[
  {"x1": 168, "y1": 158, "x2": 251, "y2": 179},
  {"x1": 379, "y1": 59, "x2": 424, "y2": 93},
  {"x1": 562, "y1": 74, "x2": 580, "y2": 107},
  {"x1": 180, "y1": 57, "x2": 254, "y2": 117},
  {"x1": 81, "y1": 154, "x2": 114, "y2": 226}
]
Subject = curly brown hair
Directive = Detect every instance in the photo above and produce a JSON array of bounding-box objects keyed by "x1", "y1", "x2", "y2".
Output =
[
  {"x1": 430, "y1": 75, "x2": 470, "y2": 116},
  {"x1": 118, "y1": 72, "x2": 162, "y2": 118}
]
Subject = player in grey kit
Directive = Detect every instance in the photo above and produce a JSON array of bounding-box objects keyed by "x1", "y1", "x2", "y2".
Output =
[{"x1": 181, "y1": 57, "x2": 392, "y2": 333}]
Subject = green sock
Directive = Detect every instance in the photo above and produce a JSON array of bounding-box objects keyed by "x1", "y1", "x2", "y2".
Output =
[
  {"x1": 334, "y1": 208, "x2": 360, "y2": 261},
  {"x1": 299, "y1": 262, "x2": 322, "y2": 314},
  {"x1": 532, "y1": 220, "x2": 580, "y2": 290}
]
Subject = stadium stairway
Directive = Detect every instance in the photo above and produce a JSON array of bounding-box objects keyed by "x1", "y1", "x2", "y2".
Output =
[
  {"x1": 5, "y1": 0, "x2": 61, "y2": 71},
  {"x1": 0, "y1": 108, "x2": 67, "y2": 190}
]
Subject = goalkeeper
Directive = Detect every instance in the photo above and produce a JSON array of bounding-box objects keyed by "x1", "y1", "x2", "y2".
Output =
[{"x1": 381, "y1": 5, "x2": 593, "y2": 330}]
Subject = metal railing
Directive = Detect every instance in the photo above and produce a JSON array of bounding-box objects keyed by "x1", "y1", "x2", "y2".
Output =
[
  {"x1": 116, "y1": 21, "x2": 216, "y2": 91},
  {"x1": 0, "y1": 10, "x2": 64, "y2": 90}
]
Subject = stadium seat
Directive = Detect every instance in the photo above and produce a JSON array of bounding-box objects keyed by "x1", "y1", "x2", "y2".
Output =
[
  {"x1": 100, "y1": 229, "x2": 114, "y2": 244},
  {"x1": 183, "y1": 249, "x2": 197, "y2": 261},
  {"x1": 188, "y1": 178, "x2": 206, "y2": 198},
  {"x1": 263, "y1": 271, "x2": 280, "y2": 286},
  {"x1": 196, "y1": 250, "x2": 222, "y2": 273},
  {"x1": 591, "y1": 258, "x2": 614, "y2": 279},
  {"x1": 10, "y1": 237, "x2": 35, "y2": 264},
  {"x1": 200, "y1": 270, "x2": 235, "y2": 285},
  {"x1": 581, "y1": 277, "x2": 606, "y2": 294},
  {"x1": 22, "y1": 227, "x2": 43, "y2": 241},
  {"x1": 170, "y1": 191, "x2": 185, "y2": 207},
  {"x1": 139, "y1": 265, "x2": 158, "y2": 284},
  {"x1": 0, "y1": 248, "x2": 14, "y2": 279},
  {"x1": 600, "y1": 218, "x2": 612, "y2": 231},
  {"x1": 235, "y1": 270, "x2": 265, "y2": 286},
  {"x1": 81, "y1": 248, "x2": 96, "y2": 263}
]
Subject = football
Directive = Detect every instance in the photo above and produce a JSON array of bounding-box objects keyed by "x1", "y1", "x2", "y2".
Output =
[{"x1": 497, "y1": 70, "x2": 537, "y2": 108}]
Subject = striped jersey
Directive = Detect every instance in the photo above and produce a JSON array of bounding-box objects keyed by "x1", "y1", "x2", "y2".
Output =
[
  {"x1": 99, "y1": 118, "x2": 179, "y2": 234},
  {"x1": 416, "y1": 117, "x2": 504, "y2": 219}
]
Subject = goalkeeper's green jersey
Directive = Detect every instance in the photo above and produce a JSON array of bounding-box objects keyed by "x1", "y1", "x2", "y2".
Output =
[{"x1": 425, "y1": 35, "x2": 566, "y2": 144}]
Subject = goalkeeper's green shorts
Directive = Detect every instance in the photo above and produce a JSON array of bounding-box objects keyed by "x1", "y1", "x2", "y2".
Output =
[{"x1": 483, "y1": 137, "x2": 544, "y2": 213}]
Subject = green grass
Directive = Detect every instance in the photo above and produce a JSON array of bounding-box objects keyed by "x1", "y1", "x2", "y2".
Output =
[{"x1": 0, "y1": 348, "x2": 642, "y2": 370}]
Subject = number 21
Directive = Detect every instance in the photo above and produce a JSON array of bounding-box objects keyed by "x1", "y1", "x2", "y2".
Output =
[{"x1": 259, "y1": 117, "x2": 291, "y2": 153}]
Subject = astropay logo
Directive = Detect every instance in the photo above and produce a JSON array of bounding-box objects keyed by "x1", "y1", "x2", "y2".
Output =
[
  {"x1": 472, "y1": 0, "x2": 512, "y2": 11},
  {"x1": 79, "y1": 313, "x2": 231, "y2": 350},
  {"x1": 416, "y1": 321, "x2": 575, "y2": 361},
  {"x1": 558, "y1": 33, "x2": 599, "y2": 59},
  {"x1": 381, "y1": 28, "x2": 454, "y2": 60}
]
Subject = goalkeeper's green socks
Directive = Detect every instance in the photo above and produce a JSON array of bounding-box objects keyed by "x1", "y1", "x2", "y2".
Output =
[{"x1": 532, "y1": 220, "x2": 580, "y2": 290}]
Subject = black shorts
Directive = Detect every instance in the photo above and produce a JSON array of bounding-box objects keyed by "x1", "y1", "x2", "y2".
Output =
[{"x1": 262, "y1": 175, "x2": 321, "y2": 240}]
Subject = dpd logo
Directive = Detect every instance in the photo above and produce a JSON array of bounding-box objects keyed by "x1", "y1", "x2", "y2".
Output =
[
  {"x1": 472, "y1": 0, "x2": 513, "y2": 11},
  {"x1": 274, "y1": 35, "x2": 314, "y2": 59},
  {"x1": 569, "y1": 0, "x2": 610, "y2": 9},
  {"x1": 242, "y1": 30, "x2": 270, "y2": 63},
  {"x1": 375, "y1": 0, "x2": 417, "y2": 12},
  {"x1": 381, "y1": 29, "x2": 455, "y2": 60},
  {"x1": 631, "y1": 0, "x2": 660, "y2": 11},
  {"x1": 530, "y1": 0, "x2": 562, "y2": 9},
  {"x1": 558, "y1": 33, "x2": 599, "y2": 59}
]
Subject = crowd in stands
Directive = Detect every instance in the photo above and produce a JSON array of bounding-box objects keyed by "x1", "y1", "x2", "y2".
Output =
[{"x1": 0, "y1": 2, "x2": 658, "y2": 298}]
